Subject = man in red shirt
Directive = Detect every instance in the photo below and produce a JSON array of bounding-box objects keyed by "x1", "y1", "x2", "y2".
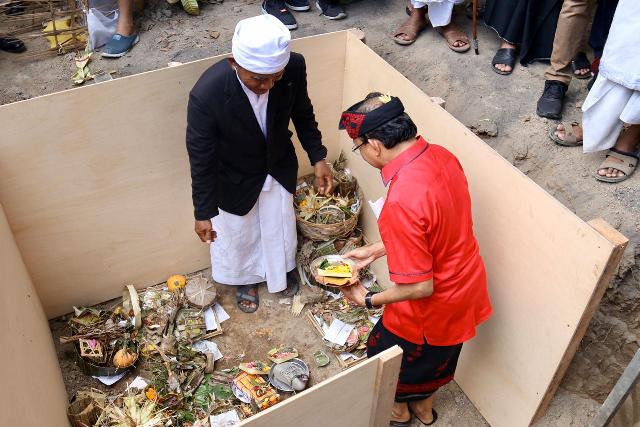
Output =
[{"x1": 338, "y1": 93, "x2": 492, "y2": 426}]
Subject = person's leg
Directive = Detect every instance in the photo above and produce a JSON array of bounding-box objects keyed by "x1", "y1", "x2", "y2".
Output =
[
  {"x1": 544, "y1": 0, "x2": 593, "y2": 85},
  {"x1": 588, "y1": 0, "x2": 618, "y2": 58},
  {"x1": 116, "y1": 0, "x2": 134, "y2": 36},
  {"x1": 430, "y1": 1, "x2": 470, "y2": 52},
  {"x1": 393, "y1": 3, "x2": 428, "y2": 45},
  {"x1": 102, "y1": 0, "x2": 138, "y2": 57},
  {"x1": 391, "y1": 402, "x2": 411, "y2": 423},
  {"x1": 410, "y1": 395, "x2": 436, "y2": 424}
]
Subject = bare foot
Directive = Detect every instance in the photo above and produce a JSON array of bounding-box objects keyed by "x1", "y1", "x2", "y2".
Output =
[
  {"x1": 574, "y1": 67, "x2": 590, "y2": 77},
  {"x1": 494, "y1": 41, "x2": 516, "y2": 73},
  {"x1": 555, "y1": 122, "x2": 583, "y2": 141},
  {"x1": 438, "y1": 22, "x2": 470, "y2": 52},
  {"x1": 409, "y1": 395, "x2": 436, "y2": 424},
  {"x1": 390, "y1": 402, "x2": 411, "y2": 423},
  {"x1": 393, "y1": 7, "x2": 428, "y2": 44}
]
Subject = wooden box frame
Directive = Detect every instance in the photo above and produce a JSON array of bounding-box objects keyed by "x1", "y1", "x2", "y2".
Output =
[{"x1": 0, "y1": 30, "x2": 626, "y2": 426}]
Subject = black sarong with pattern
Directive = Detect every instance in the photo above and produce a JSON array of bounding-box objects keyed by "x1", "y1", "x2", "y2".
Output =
[{"x1": 366, "y1": 319, "x2": 462, "y2": 402}]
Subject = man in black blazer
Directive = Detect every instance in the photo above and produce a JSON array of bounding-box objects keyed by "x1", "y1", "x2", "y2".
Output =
[{"x1": 186, "y1": 15, "x2": 333, "y2": 313}]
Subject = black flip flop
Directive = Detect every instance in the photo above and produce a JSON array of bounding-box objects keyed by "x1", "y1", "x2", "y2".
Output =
[
  {"x1": 390, "y1": 416, "x2": 413, "y2": 427},
  {"x1": 236, "y1": 285, "x2": 259, "y2": 313},
  {"x1": 0, "y1": 37, "x2": 26, "y2": 53},
  {"x1": 413, "y1": 409, "x2": 438, "y2": 426},
  {"x1": 281, "y1": 271, "x2": 300, "y2": 297},
  {"x1": 491, "y1": 48, "x2": 517, "y2": 75},
  {"x1": 572, "y1": 52, "x2": 593, "y2": 80}
]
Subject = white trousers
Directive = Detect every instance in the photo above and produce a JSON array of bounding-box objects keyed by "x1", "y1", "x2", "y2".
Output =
[
  {"x1": 210, "y1": 178, "x2": 297, "y2": 293},
  {"x1": 411, "y1": 0, "x2": 464, "y2": 27},
  {"x1": 582, "y1": 75, "x2": 640, "y2": 153}
]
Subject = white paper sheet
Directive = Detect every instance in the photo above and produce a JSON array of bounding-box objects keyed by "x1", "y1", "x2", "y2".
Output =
[
  {"x1": 213, "y1": 303, "x2": 230, "y2": 323},
  {"x1": 324, "y1": 319, "x2": 356, "y2": 346},
  {"x1": 210, "y1": 409, "x2": 240, "y2": 426},
  {"x1": 339, "y1": 352, "x2": 356, "y2": 361},
  {"x1": 92, "y1": 371, "x2": 126, "y2": 386},
  {"x1": 369, "y1": 316, "x2": 380, "y2": 325},
  {"x1": 368, "y1": 197, "x2": 385, "y2": 220},
  {"x1": 204, "y1": 307, "x2": 219, "y2": 331},
  {"x1": 192, "y1": 340, "x2": 224, "y2": 361},
  {"x1": 126, "y1": 376, "x2": 148, "y2": 390}
]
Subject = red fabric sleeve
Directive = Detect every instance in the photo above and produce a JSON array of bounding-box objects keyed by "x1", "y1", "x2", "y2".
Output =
[{"x1": 381, "y1": 201, "x2": 434, "y2": 284}]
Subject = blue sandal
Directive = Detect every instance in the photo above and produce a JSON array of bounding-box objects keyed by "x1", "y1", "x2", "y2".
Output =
[{"x1": 101, "y1": 33, "x2": 139, "y2": 58}]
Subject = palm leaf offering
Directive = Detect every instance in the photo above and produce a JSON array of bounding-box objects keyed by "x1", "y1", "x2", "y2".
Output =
[{"x1": 295, "y1": 152, "x2": 361, "y2": 225}]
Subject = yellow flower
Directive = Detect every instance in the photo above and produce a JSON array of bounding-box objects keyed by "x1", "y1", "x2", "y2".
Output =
[{"x1": 378, "y1": 94, "x2": 392, "y2": 104}]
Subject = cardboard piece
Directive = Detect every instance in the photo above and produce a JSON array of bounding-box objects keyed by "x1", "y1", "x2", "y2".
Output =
[{"x1": 0, "y1": 30, "x2": 627, "y2": 427}]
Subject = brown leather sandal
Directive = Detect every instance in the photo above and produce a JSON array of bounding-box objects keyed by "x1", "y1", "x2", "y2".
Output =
[{"x1": 436, "y1": 24, "x2": 470, "y2": 53}]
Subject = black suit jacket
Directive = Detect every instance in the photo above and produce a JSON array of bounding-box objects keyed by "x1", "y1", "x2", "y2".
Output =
[{"x1": 186, "y1": 52, "x2": 327, "y2": 220}]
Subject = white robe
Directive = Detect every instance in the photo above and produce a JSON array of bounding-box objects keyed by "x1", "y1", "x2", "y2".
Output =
[
  {"x1": 582, "y1": 0, "x2": 640, "y2": 153},
  {"x1": 209, "y1": 75, "x2": 297, "y2": 293},
  {"x1": 411, "y1": 0, "x2": 464, "y2": 27}
]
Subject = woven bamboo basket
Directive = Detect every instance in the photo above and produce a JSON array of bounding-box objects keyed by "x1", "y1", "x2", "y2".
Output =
[{"x1": 295, "y1": 174, "x2": 362, "y2": 241}]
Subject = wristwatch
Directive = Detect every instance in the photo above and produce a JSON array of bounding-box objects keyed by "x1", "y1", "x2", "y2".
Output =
[{"x1": 365, "y1": 291, "x2": 381, "y2": 309}]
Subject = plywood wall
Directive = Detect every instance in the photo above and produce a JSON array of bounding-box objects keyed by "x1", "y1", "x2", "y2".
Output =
[
  {"x1": 0, "y1": 203, "x2": 69, "y2": 427},
  {"x1": 338, "y1": 32, "x2": 626, "y2": 427},
  {"x1": 239, "y1": 346, "x2": 402, "y2": 427},
  {"x1": 0, "y1": 32, "x2": 347, "y2": 318}
]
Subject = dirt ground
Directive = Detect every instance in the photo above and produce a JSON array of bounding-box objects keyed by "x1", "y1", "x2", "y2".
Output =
[
  {"x1": 11, "y1": 0, "x2": 640, "y2": 425},
  {"x1": 51, "y1": 268, "x2": 601, "y2": 426}
]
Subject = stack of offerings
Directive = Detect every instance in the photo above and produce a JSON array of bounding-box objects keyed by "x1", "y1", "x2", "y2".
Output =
[{"x1": 294, "y1": 152, "x2": 363, "y2": 242}]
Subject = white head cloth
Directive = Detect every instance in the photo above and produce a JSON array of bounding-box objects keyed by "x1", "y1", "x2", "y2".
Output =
[{"x1": 231, "y1": 15, "x2": 291, "y2": 74}]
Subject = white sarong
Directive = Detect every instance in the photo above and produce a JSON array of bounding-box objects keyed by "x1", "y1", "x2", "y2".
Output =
[
  {"x1": 210, "y1": 178, "x2": 297, "y2": 293},
  {"x1": 582, "y1": 76, "x2": 640, "y2": 153},
  {"x1": 411, "y1": 0, "x2": 464, "y2": 27}
]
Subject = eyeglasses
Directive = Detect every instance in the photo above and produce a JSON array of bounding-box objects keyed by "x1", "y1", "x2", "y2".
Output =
[{"x1": 351, "y1": 139, "x2": 368, "y2": 153}]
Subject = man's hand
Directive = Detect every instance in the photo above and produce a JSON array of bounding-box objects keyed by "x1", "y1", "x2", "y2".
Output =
[
  {"x1": 195, "y1": 220, "x2": 217, "y2": 244},
  {"x1": 343, "y1": 245, "x2": 378, "y2": 271},
  {"x1": 314, "y1": 160, "x2": 334, "y2": 195},
  {"x1": 341, "y1": 282, "x2": 369, "y2": 307}
]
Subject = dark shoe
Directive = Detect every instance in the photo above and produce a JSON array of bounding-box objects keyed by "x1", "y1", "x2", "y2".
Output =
[
  {"x1": 101, "y1": 33, "x2": 139, "y2": 58},
  {"x1": 285, "y1": 0, "x2": 309, "y2": 11},
  {"x1": 262, "y1": 0, "x2": 298, "y2": 30},
  {"x1": 316, "y1": 0, "x2": 346, "y2": 20},
  {"x1": 0, "y1": 37, "x2": 26, "y2": 53},
  {"x1": 536, "y1": 80, "x2": 568, "y2": 120}
]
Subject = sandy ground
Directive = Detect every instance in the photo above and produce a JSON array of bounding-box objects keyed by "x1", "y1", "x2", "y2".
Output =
[{"x1": 9, "y1": 0, "x2": 640, "y2": 424}]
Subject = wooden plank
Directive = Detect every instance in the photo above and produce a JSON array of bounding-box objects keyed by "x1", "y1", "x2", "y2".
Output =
[
  {"x1": 238, "y1": 346, "x2": 402, "y2": 427},
  {"x1": 339, "y1": 32, "x2": 628, "y2": 427},
  {"x1": 590, "y1": 348, "x2": 640, "y2": 427},
  {"x1": 534, "y1": 218, "x2": 628, "y2": 421},
  {"x1": 0, "y1": 31, "x2": 348, "y2": 318},
  {"x1": 0, "y1": 203, "x2": 69, "y2": 427},
  {"x1": 370, "y1": 346, "x2": 403, "y2": 427}
]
